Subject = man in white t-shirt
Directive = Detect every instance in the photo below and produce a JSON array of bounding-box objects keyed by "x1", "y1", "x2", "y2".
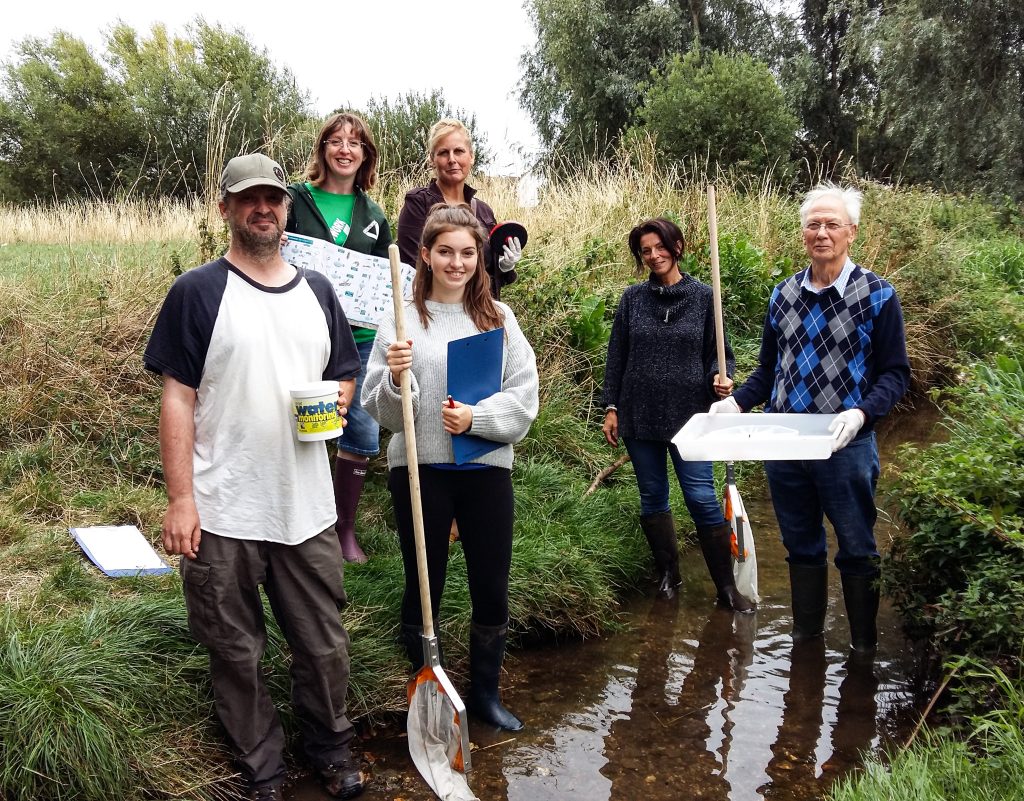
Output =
[{"x1": 144, "y1": 154, "x2": 365, "y2": 801}]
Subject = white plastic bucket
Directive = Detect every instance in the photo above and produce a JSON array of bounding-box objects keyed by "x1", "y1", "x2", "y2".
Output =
[{"x1": 290, "y1": 380, "x2": 342, "y2": 442}]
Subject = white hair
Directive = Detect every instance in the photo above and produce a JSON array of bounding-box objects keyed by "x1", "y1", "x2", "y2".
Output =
[{"x1": 800, "y1": 183, "x2": 863, "y2": 226}]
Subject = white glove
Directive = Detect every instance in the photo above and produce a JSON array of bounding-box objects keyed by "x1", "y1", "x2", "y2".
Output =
[
  {"x1": 829, "y1": 409, "x2": 865, "y2": 452},
  {"x1": 708, "y1": 396, "x2": 741, "y2": 415},
  {"x1": 497, "y1": 236, "x2": 522, "y2": 272}
]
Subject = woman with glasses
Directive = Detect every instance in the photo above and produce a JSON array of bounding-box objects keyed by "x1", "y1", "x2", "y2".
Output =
[
  {"x1": 602, "y1": 218, "x2": 755, "y2": 611},
  {"x1": 286, "y1": 112, "x2": 393, "y2": 564},
  {"x1": 396, "y1": 119, "x2": 522, "y2": 300}
]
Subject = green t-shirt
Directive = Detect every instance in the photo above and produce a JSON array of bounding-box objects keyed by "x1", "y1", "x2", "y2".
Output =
[
  {"x1": 306, "y1": 183, "x2": 355, "y2": 247},
  {"x1": 305, "y1": 183, "x2": 375, "y2": 343}
]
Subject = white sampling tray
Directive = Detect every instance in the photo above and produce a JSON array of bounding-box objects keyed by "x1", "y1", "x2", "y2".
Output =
[{"x1": 672, "y1": 413, "x2": 839, "y2": 461}]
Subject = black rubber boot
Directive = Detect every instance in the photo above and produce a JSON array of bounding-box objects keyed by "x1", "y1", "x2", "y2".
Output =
[
  {"x1": 399, "y1": 620, "x2": 443, "y2": 673},
  {"x1": 467, "y1": 621, "x2": 524, "y2": 731},
  {"x1": 790, "y1": 563, "x2": 828, "y2": 643},
  {"x1": 841, "y1": 572, "x2": 880, "y2": 653},
  {"x1": 696, "y1": 522, "x2": 756, "y2": 613},
  {"x1": 639, "y1": 512, "x2": 682, "y2": 599}
]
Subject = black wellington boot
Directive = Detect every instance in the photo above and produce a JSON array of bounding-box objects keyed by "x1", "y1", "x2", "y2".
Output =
[
  {"x1": 467, "y1": 621, "x2": 524, "y2": 731},
  {"x1": 399, "y1": 620, "x2": 443, "y2": 674},
  {"x1": 639, "y1": 511, "x2": 682, "y2": 599},
  {"x1": 841, "y1": 573, "x2": 880, "y2": 653},
  {"x1": 790, "y1": 563, "x2": 828, "y2": 643},
  {"x1": 696, "y1": 522, "x2": 756, "y2": 612}
]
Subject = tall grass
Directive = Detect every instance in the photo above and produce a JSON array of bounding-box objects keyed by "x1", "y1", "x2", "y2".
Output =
[
  {"x1": 0, "y1": 198, "x2": 198, "y2": 244},
  {"x1": 828, "y1": 664, "x2": 1024, "y2": 801}
]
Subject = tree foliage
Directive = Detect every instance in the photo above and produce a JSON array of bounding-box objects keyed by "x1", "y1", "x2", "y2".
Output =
[
  {"x1": 0, "y1": 34, "x2": 142, "y2": 200},
  {"x1": 360, "y1": 89, "x2": 490, "y2": 181},
  {"x1": 0, "y1": 20, "x2": 311, "y2": 202},
  {"x1": 635, "y1": 49, "x2": 798, "y2": 175},
  {"x1": 785, "y1": 0, "x2": 882, "y2": 171},
  {"x1": 519, "y1": 0, "x2": 689, "y2": 162},
  {"x1": 876, "y1": 0, "x2": 1024, "y2": 199},
  {"x1": 520, "y1": 0, "x2": 811, "y2": 166}
]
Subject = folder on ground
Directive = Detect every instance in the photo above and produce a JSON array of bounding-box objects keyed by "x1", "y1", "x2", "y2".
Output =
[
  {"x1": 447, "y1": 328, "x2": 504, "y2": 465},
  {"x1": 71, "y1": 525, "x2": 173, "y2": 577}
]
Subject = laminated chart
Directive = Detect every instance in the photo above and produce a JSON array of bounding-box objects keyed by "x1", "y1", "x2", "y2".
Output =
[{"x1": 283, "y1": 234, "x2": 415, "y2": 330}]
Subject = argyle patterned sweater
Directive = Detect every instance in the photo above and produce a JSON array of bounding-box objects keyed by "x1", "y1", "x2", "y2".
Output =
[{"x1": 732, "y1": 264, "x2": 910, "y2": 436}]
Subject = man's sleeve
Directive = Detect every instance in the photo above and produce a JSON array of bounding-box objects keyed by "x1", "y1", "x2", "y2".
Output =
[
  {"x1": 860, "y1": 287, "x2": 911, "y2": 425},
  {"x1": 143, "y1": 263, "x2": 227, "y2": 388},
  {"x1": 304, "y1": 271, "x2": 360, "y2": 381}
]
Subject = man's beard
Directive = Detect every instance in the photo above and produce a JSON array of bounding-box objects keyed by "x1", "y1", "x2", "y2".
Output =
[{"x1": 232, "y1": 216, "x2": 283, "y2": 260}]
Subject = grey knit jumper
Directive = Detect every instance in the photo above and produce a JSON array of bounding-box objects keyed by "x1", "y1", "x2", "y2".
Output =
[
  {"x1": 602, "y1": 274, "x2": 734, "y2": 441},
  {"x1": 362, "y1": 299, "x2": 539, "y2": 469}
]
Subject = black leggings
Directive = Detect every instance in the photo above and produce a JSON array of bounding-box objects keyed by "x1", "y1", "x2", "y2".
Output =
[{"x1": 388, "y1": 465, "x2": 514, "y2": 628}]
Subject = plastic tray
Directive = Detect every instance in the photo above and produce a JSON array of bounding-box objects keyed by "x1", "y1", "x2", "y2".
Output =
[{"x1": 672, "y1": 413, "x2": 839, "y2": 461}]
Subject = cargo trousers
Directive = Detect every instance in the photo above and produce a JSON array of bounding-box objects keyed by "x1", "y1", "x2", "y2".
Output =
[{"x1": 181, "y1": 526, "x2": 353, "y2": 789}]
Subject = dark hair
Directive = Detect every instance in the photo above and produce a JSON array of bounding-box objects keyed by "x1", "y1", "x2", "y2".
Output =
[
  {"x1": 627, "y1": 218, "x2": 685, "y2": 276},
  {"x1": 305, "y1": 112, "x2": 379, "y2": 190},
  {"x1": 413, "y1": 203, "x2": 503, "y2": 333}
]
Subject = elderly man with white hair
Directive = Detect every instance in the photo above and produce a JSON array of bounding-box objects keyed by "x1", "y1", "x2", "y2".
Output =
[{"x1": 710, "y1": 183, "x2": 910, "y2": 654}]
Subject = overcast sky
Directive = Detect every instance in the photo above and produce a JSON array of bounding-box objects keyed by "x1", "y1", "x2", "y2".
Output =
[{"x1": 1, "y1": 1, "x2": 542, "y2": 175}]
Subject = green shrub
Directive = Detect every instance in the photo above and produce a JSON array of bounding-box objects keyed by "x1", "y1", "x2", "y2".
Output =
[
  {"x1": 884, "y1": 358, "x2": 1024, "y2": 658},
  {"x1": 961, "y1": 236, "x2": 1024, "y2": 290}
]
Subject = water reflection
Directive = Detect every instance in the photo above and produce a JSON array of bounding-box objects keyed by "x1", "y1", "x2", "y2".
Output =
[
  {"x1": 493, "y1": 509, "x2": 910, "y2": 801},
  {"x1": 599, "y1": 605, "x2": 757, "y2": 800}
]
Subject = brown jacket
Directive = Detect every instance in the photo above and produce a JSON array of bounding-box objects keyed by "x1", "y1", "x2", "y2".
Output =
[{"x1": 396, "y1": 179, "x2": 516, "y2": 299}]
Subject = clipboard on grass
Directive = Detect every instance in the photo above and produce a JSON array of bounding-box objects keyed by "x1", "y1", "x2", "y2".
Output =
[
  {"x1": 447, "y1": 328, "x2": 504, "y2": 465},
  {"x1": 71, "y1": 525, "x2": 173, "y2": 577}
]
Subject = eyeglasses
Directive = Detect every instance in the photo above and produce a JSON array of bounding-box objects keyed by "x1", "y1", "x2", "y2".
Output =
[
  {"x1": 804, "y1": 221, "x2": 852, "y2": 233},
  {"x1": 324, "y1": 138, "x2": 364, "y2": 151}
]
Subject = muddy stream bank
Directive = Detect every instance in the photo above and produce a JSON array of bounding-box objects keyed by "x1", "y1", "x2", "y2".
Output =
[{"x1": 289, "y1": 409, "x2": 939, "y2": 801}]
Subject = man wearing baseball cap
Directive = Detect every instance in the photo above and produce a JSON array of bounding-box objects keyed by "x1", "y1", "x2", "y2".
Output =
[{"x1": 145, "y1": 153, "x2": 365, "y2": 800}]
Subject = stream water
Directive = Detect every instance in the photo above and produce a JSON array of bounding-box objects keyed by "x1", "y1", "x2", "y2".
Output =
[{"x1": 289, "y1": 411, "x2": 937, "y2": 801}]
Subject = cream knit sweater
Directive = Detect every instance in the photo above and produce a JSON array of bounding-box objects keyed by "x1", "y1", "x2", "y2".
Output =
[{"x1": 362, "y1": 299, "x2": 539, "y2": 470}]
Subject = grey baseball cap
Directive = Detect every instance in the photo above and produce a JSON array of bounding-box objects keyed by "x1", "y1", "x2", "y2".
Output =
[{"x1": 220, "y1": 153, "x2": 288, "y2": 194}]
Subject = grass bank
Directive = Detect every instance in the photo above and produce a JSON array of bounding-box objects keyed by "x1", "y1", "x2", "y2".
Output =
[{"x1": 1, "y1": 163, "x2": 1023, "y2": 799}]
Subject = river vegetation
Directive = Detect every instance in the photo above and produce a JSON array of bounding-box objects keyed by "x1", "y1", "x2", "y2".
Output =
[{"x1": 0, "y1": 153, "x2": 1022, "y2": 799}]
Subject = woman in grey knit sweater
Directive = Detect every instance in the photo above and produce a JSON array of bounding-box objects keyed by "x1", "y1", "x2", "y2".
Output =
[
  {"x1": 602, "y1": 218, "x2": 754, "y2": 611},
  {"x1": 362, "y1": 204, "x2": 539, "y2": 731}
]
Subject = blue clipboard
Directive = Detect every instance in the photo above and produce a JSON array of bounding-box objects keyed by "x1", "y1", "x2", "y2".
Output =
[{"x1": 447, "y1": 328, "x2": 504, "y2": 465}]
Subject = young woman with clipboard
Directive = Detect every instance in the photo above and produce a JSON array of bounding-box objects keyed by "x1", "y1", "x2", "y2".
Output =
[{"x1": 362, "y1": 204, "x2": 539, "y2": 731}]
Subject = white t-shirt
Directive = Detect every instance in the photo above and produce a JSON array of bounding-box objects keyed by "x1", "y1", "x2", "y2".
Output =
[{"x1": 144, "y1": 258, "x2": 360, "y2": 545}]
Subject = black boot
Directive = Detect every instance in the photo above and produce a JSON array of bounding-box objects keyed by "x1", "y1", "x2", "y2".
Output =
[
  {"x1": 790, "y1": 563, "x2": 828, "y2": 642},
  {"x1": 841, "y1": 573, "x2": 880, "y2": 653},
  {"x1": 399, "y1": 620, "x2": 443, "y2": 673},
  {"x1": 696, "y1": 522, "x2": 756, "y2": 612},
  {"x1": 467, "y1": 621, "x2": 524, "y2": 731},
  {"x1": 639, "y1": 512, "x2": 681, "y2": 599}
]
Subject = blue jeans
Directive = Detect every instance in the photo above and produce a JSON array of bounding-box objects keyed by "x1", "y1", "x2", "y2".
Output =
[
  {"x1": 623, "y1": 437, "x2": 725, "y2": 527},
  {"x1": 764, "y1": 433, "x2": 880, "y2": 576},
  {"x1": 338, "y1": 337, "x2": 380, "y2": 457}
]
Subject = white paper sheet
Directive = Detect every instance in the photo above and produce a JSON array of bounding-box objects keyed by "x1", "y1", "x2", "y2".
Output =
[
  {"x1": 282, "y1": 234, "x2": 415, "y2": 330},
  {"x1": 71, "y1": 525, "x2": 172, "y2": 577}
]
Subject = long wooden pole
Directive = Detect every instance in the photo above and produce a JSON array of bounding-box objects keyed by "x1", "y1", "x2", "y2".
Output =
[
  {"x1": 708, "y1": 187, "x2": 745, "y2": 562},
  {"x1": 388, "y1": 245, "x2": 434, "y2": 642},
  {"x1": 707, "y1": 185, "x2": 728, "y2": 386}
]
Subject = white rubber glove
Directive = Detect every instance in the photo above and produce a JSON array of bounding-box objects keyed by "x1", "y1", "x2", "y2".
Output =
[
  {"x1": 829, "y1": 409, "x2": 865, "y2": 452},
  {"x1": 708, "y1": 396, "x2": 741, "y2": 415},
  {"x1": 497, "y1": 236, "x2": 522, "y2": 272}
]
